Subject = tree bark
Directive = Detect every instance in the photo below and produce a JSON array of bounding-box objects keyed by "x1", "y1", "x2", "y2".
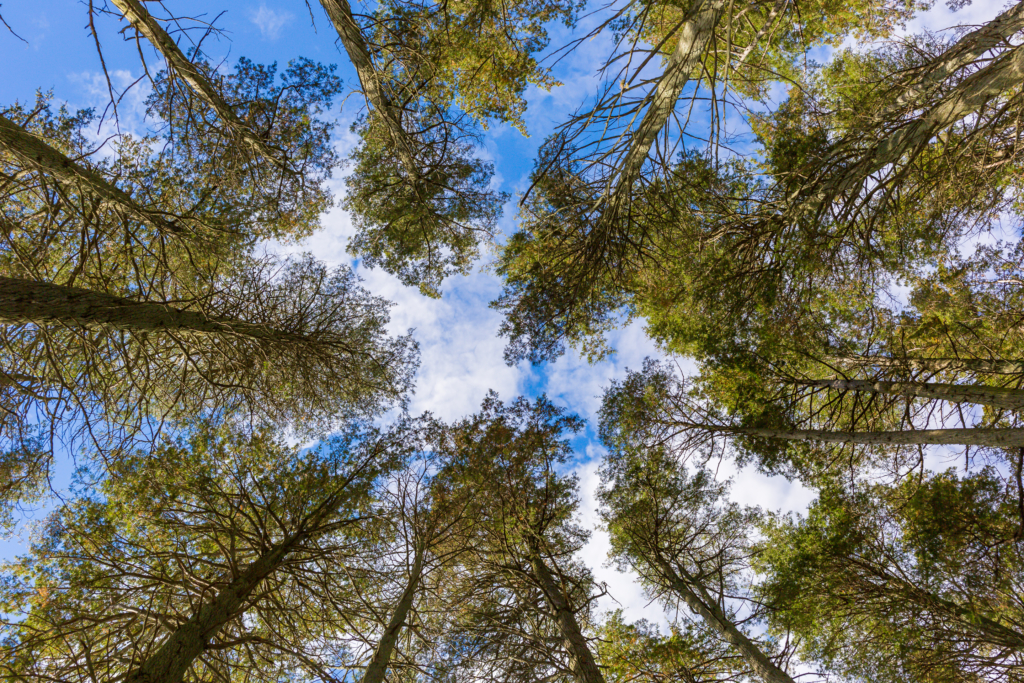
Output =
[
  {"x1": 689, "y1": 421, "x2": 1024, "y2": 447},
  {"x1": 122, "y1": 533, "x2": 308, "y2": 683},
  {"x1": 360, "y1": 547, "x2": 425, "y2": 683},
  {"x1": 797, "y1": 378, "x2": 1024, "y2": 410},
  {"x1": 0, "y1": 277, "x2": 308, "y2": 346},
  {"x1": 110, "y1": 0, "x2": 286, "y2": 169},
  {"x1": 0, "y1": 114, "x2": 181, "y2": 235},
  {"x1": 602, "y1": 0, "x2": 725, "y2": 212},
  {"x1": 317, "y1": 0, "x2": 419, "y2": 173},
  {"x1": 824, "y1": 356, "x2": 1024, "y2": 375},
  {"x1": 801, "y1": 41, "x2": 1024, "y2": 208},
  {"x1": 887, "y1": 1, "x2": 1024, "y2": 113},
  {"x1": 529, "y1": 551, "x2": 607, "y2": 683},
  {"x1": 653, "y1": 558, "x2": 795, "y2": 683},
  {"x1": 122, "y1": 479, "x2": 365, "y2": 683}
]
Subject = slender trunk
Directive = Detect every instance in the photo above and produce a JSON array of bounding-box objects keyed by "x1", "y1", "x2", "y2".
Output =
[
  {"x1": 804, "y1": 42, "x2": 1024, "y2": 207},
  {"x1": 529, "y1": 550, "x2": 606, "y2": 683},
  {"x1": 360, "y1": 548, "x2": 426, "y2": 683},
  {"x1": 797, "y1": 378, "x2": 1024, "y2": 410},
  {"x1": 603, "y1": 0, "x2": 725, "y2": 211},
  {"x1": 0, "y1": 114, "x2": 181, "y2": 235},
  {"x1": 317, "y1": 0, "x2": 418, "y2": 173},
  {"x1": 906, "y1": 584, "x2": 1024, "y2": 651},
  {"x1": 856, "y1": 559, "x2": 1024, "y2": 652},
  {"x1": 870, "y1": 44, "x2": 1024, "y2": 162},
  {"x1": 688, "y1": 421, "x2": 1024, "y2": 447},
  {"x1": 122, "y1": 536, "x2": 298, "y2": 683},
  {"x1": 653, "y1": 558, "x2": 795, "y2": 683},
  {"x1": 824, "y1": 356, "x2": 1024, "y2": 375},
  {"x1": 110, "y1": 0, "x2": 285, "y2": 169},
  {"x1": 0, "y1": 277, "x2": 307, "y2": 346},
  {"x1": 888, "y1": 1, "x2": 1024, "y2": 113},
  {"x1": 122, "y1": 480, "x2": 364, "y2": 683}
]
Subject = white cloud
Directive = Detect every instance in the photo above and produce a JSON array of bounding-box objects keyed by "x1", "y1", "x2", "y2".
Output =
[
  {"x1": 249, "y1": 3, "x2": 293, "y2": 41},
  {"x1": 64, "y1": 69, "x2": 153, "y2": 153}
]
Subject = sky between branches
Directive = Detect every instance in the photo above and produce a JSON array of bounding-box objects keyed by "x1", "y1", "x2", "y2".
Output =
[{"x1": 0, "y1": 0, "x2": 1007, "y2": 623}]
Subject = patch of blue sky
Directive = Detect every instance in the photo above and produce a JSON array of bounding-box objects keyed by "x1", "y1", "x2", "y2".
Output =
[{"x1": 0, "y1": 0, "x2": 1010, "y2": 624}]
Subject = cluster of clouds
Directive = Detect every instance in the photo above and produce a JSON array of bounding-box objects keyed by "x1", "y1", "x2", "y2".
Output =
[
  {"x1": 6, "y1": 0, "x2": 1005, "y2": 627},
  {"x1": 249, "y1": 3, "x2": 294, "y2": 41}
]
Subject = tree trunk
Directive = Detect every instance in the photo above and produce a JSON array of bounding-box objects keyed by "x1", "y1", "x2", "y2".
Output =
[
  {"x1": 122, "y1": 537, "x2": 299, "y2": 683},
  {"x1": 360, "y1": 548, "x2": 426, "y2": 683},
  {"x1": 654, "y1": 558, "x2": 795, "y2": 683},
  {"x1": 110, "y1": 0, "x2": 285, "y2": 169},
  {"x1": 803, "y1": 41, "x2": 1024, "y2": 209},
  {"x1": 871, "y1": 563, "x2": 1024, "y2": 652},
  {"x1": 529, "y1": 551, "x2": 607, "y2": 683},
  {"x1": 121, "y1": 479, "x2": 365, "y2": 683},
  {"x1": 797, "y1": 378, "x2": 1024, "y2": 410},
  {"x1": 887, "y1": 1, "x2": 1024, "y2": 113},
  {"x1": 0, "y1": 114, "x2": 181, "y2": 235},
  {"x1": 317, "y1": 0, "x2": 419, "y2": 173},
  {"x1": 0, "y1": 277, "x2": 307, "y2": 346},
  {"x1": 704, "y1": 423, "x2": 1024, "y2": 448},
  {"x1": 602, "y1": 0, "x2": 725, "y2": 212},
  {"x1": 824, "y1": 356, "x2": 1024, "y2": 375}
]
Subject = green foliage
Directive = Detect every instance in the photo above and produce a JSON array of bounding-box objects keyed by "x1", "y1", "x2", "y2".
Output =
[
  {"x1": 146, "y1": 56, "x2": 344, "y2": 242},
  {"x1": 376, "y1": 0, "x2": 583, "y2": 134},
  {"x1": 755, "y1": 471, "x2": 1024, "y2": 681},
  {"x1": 344, "y1": 112, "x2": 507, "y2": 297},
  {"x1": 0, "y1": 434, "x2": 48, "y2": 534},
  {"x1": 3, "y1": 3, "x2": 1024, "y2": 682},
  {"x1": 0, "y1": 418, "x2": 406, "y2": 682},
  {"x1": 597, "y1": 611, "x2": 742, "y2": 683}
]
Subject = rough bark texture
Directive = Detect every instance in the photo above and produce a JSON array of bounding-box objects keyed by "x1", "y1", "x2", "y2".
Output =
[
  {"x1": 122, "y1": 539, "x2": 296, "y2": 683},
  {"x1": 0, "y1": 277, "x2": 305, "y2": 345},
  {"x1": 111, "y1": 0, "x2": 285, "y2": 168},
  {"x1": 121, "y1": 484, "x2": 361, "y2": 683},
  {"x1": 603, "y1": 0, "x2": 725, "y2": 210},
  {"x1": 802, "y1": 41, "x2": 1024, "y2": 207},
  {"x1": 711, "y1": 424, "x2": 1024, "y2": 447},
  {"x1": 0, "y1": 114, "x2": 180, "y2": 235},
  {"x1": 360, "y1": 549, "x2": 425, "y2": 683},
  {"x1": 799, "y1": 378, "x2": 1024, "y2": 410},
  {"x1": 889, "y1": 1, "x2": 1024, "y2": 112},
  {"x1": 529, "y1": 551, "x2": 607, "y2": 683},
  {"x1": 826, "y1": 357, "x2": 1024, "y2": 375},
  {"x1": 317, "y1": 0, "x2": 418, "y2": 172},
  {"x1": 654, "y1": 559, "x2": 795, "y2": 683}
]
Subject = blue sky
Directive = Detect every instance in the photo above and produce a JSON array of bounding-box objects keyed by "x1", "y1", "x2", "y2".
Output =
[{"x1": 0, "y1": 0, "x2": 1006, "y2": 624}]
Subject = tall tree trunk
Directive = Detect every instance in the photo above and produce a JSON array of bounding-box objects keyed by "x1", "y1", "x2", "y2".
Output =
[
  {"x1": 360, "y1": 547, "x2": 426, "y2": 683},
  {"x1": 0, "y1": 277, "x2": 310, "y2": 346},
  {"x1": 110, "y1": 0, "x2": 286, "y2": 169},
  {"x1": 797, "y1": 378, "x2": 1024, "y2": 410},
  {"x1": 317, "y1": 0, "x2": 419, "y2": 173},
  {"x1": 824, "y1": 356, "x2": 1024, "y2": 375},
  {"x1": 690, "y1": 421, "x2": 1024, "y2": 447},
  {"x1": 888, "y1": 1, "x2": 1024, "y2": 112},
  {"x1": 122, "y1": 538, "x2": 298, "y2": 683},
  {"x1": 0, "y1": 114, "x2": 181, "y2": 235},
  {"x1": 529, "y1": 550, "x2": 607, "y2": 683},
  {"x1": 862, "y1": 560, "x2": 1024, "y2": 652},
  {"x1": 601, "y1": 0, "x2": 725, "y2": 214},
  {"x1": 801, "y1": 41, "x2": 1024, "y2": 209},
  {"x1": 122, "y1": 479, "x2": 365, "y2": 683},
  {"x1": 653, "y1": 558, "x2": 795, "y2": 683}
]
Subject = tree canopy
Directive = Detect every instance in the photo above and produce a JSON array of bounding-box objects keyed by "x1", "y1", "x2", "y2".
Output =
[{"x1": 2, "y1": 1, "x2": 1024, "y2": 682}]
